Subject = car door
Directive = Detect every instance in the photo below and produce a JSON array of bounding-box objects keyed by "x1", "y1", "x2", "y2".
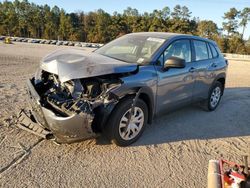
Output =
[
  {"x1": 191, "y1": 40, "x2": 217, "y2": 100},
  {"x1": 155, "y1": 39, "x2": 196, "y2": 115}
]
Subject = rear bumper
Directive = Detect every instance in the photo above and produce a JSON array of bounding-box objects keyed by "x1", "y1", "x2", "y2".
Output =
[{"x1": 26, "y1": 79, "x2": 96, "y2": 143}]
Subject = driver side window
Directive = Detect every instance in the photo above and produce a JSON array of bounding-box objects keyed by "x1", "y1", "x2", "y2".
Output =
[{"x1": 157, "y1": 39, "x2": 191, "y2": 65}]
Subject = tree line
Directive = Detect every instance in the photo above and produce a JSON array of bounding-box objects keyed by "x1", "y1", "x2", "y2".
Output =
[{"x1": 0, "y1": 0, "x2": 250, "y2": 54}]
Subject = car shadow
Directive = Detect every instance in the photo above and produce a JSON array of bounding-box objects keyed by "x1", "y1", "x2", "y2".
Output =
[{"x1": 95, "y1": 87, "x2": 250, "y2": 147}]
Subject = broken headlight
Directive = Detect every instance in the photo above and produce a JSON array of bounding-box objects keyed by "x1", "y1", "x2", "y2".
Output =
[{"x1": 34, "y1": 68, "x2": 43, "y2": 85}]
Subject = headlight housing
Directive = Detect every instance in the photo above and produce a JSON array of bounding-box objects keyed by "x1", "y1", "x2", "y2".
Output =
[{"x1": 34, "y1": 68, "x2": 43, "y2": 84}]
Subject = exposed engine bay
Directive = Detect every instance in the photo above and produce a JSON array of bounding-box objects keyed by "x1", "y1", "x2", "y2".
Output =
[
  {"x1": 32, "y1": 70, "x2": 122, "y2": 132},
  {"x1": 19, "y1": 49, "x2": 139, "y2": 143}
]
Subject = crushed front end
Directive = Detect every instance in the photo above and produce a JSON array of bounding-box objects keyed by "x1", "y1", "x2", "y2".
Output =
[{"x1": 23, "y1": 70, "x2": 121, "y2": 143}]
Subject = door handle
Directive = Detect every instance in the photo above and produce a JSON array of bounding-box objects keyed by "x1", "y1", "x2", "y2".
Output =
[
  {"x1": 189, "y1": 67, "x2": 196, "y2": 73},
  {"x1": 211, "y1": 63, "x2": 217, "y2": 68}
]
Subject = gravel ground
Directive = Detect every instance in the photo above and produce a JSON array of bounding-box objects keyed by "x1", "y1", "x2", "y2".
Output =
[{"x1": 0, "y1": 42, "x2": 250, "y2": 188}]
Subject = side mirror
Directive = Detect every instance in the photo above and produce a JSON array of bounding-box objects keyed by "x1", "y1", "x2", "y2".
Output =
[{"x1": 163, "y1": 57, "x2": 186, "y2": 70}]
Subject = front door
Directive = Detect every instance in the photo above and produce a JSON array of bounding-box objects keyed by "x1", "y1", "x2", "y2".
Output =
[{"x1": 155, "y1": 39, "x2": 196, "y2": 115}]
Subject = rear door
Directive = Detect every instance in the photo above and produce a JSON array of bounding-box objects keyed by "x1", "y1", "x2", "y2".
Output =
[{"x1": 191, "y1": 40, "x2": 214, "y2": 100}]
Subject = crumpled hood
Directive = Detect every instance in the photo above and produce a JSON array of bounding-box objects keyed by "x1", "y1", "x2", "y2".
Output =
[{"x1": 40, "y1": 49, "x2": 138, "y2": 82}]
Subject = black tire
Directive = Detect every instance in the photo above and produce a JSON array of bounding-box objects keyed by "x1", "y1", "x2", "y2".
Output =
[
  {"x1": 104, "y1": 97, "x2": 148, "y2": 146},
  {"x1": 203, "y1": 81, "x2": 223, "y2": 111}
]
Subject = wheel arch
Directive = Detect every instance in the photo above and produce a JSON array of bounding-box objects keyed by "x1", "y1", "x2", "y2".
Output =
[
  {"x1": 97, "y1": 86, "x2": 154, "y2": 132},
  {"x1": 217, "y1": 77, "x2": 225, "y2": 93},
  {"x1": 138, "y1": 92, "x2": 153, "y2": 124},
  {"x1": 112, "y1": 86, "x2": 154, "y2": 124},
  {"x1": 213, "y1": 74, "x2": 226, "y2": 95}
]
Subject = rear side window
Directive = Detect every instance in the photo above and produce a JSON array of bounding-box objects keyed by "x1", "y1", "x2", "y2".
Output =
[
  {"x1": 209, "y1": 43, "x2": 219, "y2": 58},
  {"x1": 193, "y1": 40, "x2": 208, "y2": 61}
]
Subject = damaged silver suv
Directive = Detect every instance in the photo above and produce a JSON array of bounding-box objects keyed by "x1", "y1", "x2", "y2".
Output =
[{"x1": 22, "y1": 32, "x2": 228, "y2": 146}]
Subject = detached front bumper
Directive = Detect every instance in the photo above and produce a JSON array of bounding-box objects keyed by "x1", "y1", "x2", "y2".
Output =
[{"x1": 22, "y1": 79, "x2": 97, "y2": 143}]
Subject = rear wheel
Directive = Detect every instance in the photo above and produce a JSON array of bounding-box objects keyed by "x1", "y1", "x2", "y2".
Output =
[
  {"x1": 203, "y1": 81, "x2": 223, "y2": 111},
  {"x1": 104, "y1": 97, "x2": 148, "y2": 146}
]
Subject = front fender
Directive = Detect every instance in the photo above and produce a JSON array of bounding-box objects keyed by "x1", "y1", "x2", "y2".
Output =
[{"x1": 109, "y1": 65, "x2": 158, "y2": 123}]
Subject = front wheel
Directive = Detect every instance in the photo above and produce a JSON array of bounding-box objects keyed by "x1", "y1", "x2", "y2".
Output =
[{"x1": 104, "y1": 97, "x2": 148, "y2": 146}]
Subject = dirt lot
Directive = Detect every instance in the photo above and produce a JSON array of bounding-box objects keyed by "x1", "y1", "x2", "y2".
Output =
[{"x1": 0, "y1": 42, "x2": 250, "y2": 188}]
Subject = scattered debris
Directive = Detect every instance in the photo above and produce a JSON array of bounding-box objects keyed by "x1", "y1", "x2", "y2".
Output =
[
  {"x1": 3, "y1": 115, "x2": 19, "y2": 127},
  {"x1": 0, "y1": 139, "x2": 43, "y2": 177},
  {"x1": 17, "y1": 109, "x2": 53, "y2": 139}
]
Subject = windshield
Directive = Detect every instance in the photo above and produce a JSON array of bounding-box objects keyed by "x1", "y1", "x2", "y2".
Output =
[{"x1": 95, "y1": 34, "x2": 166, "y2": 64}]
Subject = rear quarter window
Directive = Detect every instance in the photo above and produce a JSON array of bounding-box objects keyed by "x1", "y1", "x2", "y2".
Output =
[{"x1": 207, "y1": 43, "x2": 213, "y2": 59}]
